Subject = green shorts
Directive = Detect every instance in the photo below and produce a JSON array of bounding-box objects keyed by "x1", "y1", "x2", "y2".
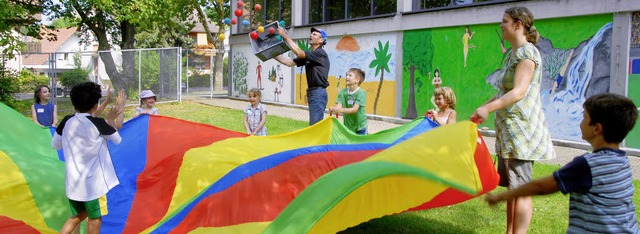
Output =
[{"x1": 68, "y1": 195, "x2": 108, "y2": 219}]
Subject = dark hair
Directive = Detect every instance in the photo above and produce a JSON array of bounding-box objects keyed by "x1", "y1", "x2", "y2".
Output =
[
  {"x1": 583, "y1": 93, "x2": 638, "y2": 143},
  {"x1": 33, "y1": 85, "x2": 50, "y2": 104},
  {"x1": 505, "y1": 7, "x2": 539, "y2": 45},
  {"x1": 348, "y1": 68, "x2": 366, "y2": 85},
  {"x1": 70, "y1": 82, "x2": 102, "y2": 113}
]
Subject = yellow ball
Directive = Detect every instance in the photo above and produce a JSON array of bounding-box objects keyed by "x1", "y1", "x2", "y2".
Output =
[
  {"x1": 218, "y1": 34, "x2": 225, "y2": 41},
  {"x1": 257, "y1": 26, "x2": 264, "y2": 33}
]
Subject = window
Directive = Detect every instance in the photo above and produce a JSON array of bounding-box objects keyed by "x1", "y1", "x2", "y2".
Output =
[
  {"x1": 412, "y1": 0, "x2": 520, "y2": 11},
  {"x1": 235, "y1": 0, "x2": 292, "y2": 34},
  {"x1": 307, "y1": 0, "x2": 396, "y2": 24}
]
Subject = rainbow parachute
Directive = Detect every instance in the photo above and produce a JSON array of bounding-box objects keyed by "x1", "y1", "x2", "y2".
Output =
[{"x1": 0, "y1": 102, "x2": 498, "y2": 233}]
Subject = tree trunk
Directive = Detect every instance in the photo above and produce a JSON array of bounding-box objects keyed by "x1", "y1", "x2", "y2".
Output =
[
  {"x1": 373, "y1": 71, "x2": 384, "y2": 114},
  {"x1": 214, "y1": 53, "x2": 224, "y2": 91},
  {"x1": 405, "y1": 64, "x2": 418, "y2": 119}
]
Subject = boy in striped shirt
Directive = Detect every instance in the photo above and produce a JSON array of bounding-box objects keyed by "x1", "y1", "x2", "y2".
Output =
[{"x1": 486, "y1": 93, "x2": 638, "y2": 234}]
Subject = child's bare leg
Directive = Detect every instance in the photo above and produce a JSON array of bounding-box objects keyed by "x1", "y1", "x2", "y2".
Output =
[
  {"x1": 86, "y1": 217, "x2": 102, "y2": 234},
  {"x1": 60, "y1": 212, "x2": 87, "y2": 234},
  {"x1": 512, "y1": 196, "x2": 532, "y2": 234},
  {"x1": 506, "y1": 199, "x2": 514, "y2": 234}
]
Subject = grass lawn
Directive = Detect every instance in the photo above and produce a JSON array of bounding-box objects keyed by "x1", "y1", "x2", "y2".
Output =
[{"x1": 16, "y1": 98, "x2": 640, "y2": 233}]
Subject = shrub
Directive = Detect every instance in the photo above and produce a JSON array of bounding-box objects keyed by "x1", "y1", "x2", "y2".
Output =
[{"x1": 58, "y1": 68, "x2": 90, "y2": 88}]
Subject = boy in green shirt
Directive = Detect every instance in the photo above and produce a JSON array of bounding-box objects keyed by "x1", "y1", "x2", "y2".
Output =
[{"x1": 329, "y1": 68, "x2": 367, "y2": 135}]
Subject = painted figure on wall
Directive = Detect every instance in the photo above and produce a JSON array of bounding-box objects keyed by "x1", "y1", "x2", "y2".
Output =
[
  {"x1": 432, "y1": 68, "x2": 442, "y2": 88},
  {"x1": 274, "y1": 64, "x2": 284, "y2": 102},
  {"x1": 463, "y1": 26, "x2": 476, "y2": 67},
  {"x1": 256, "y1": 61, "x2": 263, "y2": 90},
  {"x1": 550, "y1": 49, "x2": 574, "y2": 96}
]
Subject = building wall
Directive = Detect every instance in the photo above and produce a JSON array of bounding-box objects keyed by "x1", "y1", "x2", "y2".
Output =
[{"x1": 228, "y1": 0, "x2": 640, "y2": 148}]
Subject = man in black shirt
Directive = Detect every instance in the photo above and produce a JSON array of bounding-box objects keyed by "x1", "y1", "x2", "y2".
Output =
[{"x1": 275, "y1": 27, "x2": 330, "y2": 126}]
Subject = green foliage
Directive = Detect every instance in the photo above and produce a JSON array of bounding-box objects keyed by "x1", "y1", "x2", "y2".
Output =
[
  {"x1": 50, "y1": 17, "x2": 80, "y2": 29},
  {"x1": 58, "y1": 68, "x2": 90, "y2": 88},
  {"x1": 0, "y1": 68, "x2": 20, "y2": 108},
  {"x1": 232, "y1": 52, "x2": 248, "y2": 96},
  {"x1": 369, "y1": 41, "x2": 392, "y2": 77},
  {"x1": 17, "y1": 70, "x2": 49, "y2": 92},
  {"x1": 0, "y1": 0, "x2": 45, "y2": 60}
]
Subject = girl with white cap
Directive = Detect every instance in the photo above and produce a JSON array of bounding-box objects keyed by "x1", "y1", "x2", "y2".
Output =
[{"x1": 134, "y1": 90, "x2": 159, "y2": 116}]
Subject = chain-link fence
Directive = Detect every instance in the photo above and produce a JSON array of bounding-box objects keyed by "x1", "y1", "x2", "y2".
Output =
[
  {"x1": 6, "y1": 47, "x2": 229, "y2": 114},
  {"x1": 183, "y1": 48, "x2": 229, "y2": 98}
]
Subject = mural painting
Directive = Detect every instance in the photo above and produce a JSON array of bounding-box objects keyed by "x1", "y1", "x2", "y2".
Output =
[
  {"x1": 293, "y1": 33, "x2": 398, "y2": 117},
  {"x1": 231, "y1": 44, "x2": 293, "y2": 104},
  {"x1": 402, "y1": 14, "x2": 614, "y2": 143},
  {"x1": 628, "y1": 11, "x2": 640, "y2": 148}
]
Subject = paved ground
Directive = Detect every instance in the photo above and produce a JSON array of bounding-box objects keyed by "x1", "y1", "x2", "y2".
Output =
[{"x1": 185, "y1": 95, "x2": 640, "y2": 180}]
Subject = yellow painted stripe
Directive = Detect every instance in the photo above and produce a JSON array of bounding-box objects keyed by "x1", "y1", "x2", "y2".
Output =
[
  {"x1": 367, "y1": 121, "x2": 482, "y2": 192},
  {"x1": 0, "y1": 151, "x2": 56, "y2": 233},
  {"x1": 310, "y1": 176, "x2": 448, "y2": 234},
  {"x1": 189, "y1": 221, "x2": 270, "y2": 234}
]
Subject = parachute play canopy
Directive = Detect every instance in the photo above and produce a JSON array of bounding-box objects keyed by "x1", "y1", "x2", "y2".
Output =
[{"x1": 0, "y1": 102, "x2": 498, "y2": 233}]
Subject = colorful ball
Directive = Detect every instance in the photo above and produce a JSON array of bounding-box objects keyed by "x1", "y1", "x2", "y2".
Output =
[
  {"x1": 234, "y1": 9, "x2": 243, "y2": 17},
  {"x1": 231, "y1": 18, "x2": 237, "y2": 25},
  {"x1": 276, "y1": 35, "x2": 282, "y2": 41},
  {"x1": 257, "y1": 26, "x2": 264, "y2": 33},
  {"x1": 254, "y1": 4, "x2": 262, "y2": 11},
  {"x1": 223, "y1": 18, "x2": 231, "y2": 25},
  {"x1": 279, "y1": 20, "x2": 286, "y2": 27},
  {"x1": 237, "y1": 0, "x2": 244, "y2": 7},
  {"x1": 218, "y1": 34, "x2": 225, "y2": 41},
  {"x1": 268, "y1": 27, "x2": 275, "y2": 34},
  {"x1": 242, "y1": 20, "x2": 249, "y2": 26},
  {"x1": 250, "y1": 31, "x2": 259, "y2": 40}
]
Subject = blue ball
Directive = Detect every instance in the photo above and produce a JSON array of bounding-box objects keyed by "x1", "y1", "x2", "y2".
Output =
[
  {"x1": 224, "y1": 18, "x2": 231, "y2": 25},
  {"x1": 279, "y1": 20, "x2": 286, "y2": 27},
  {"x1": 242, "y1": 20, "x2": 249, "y2": 26}
]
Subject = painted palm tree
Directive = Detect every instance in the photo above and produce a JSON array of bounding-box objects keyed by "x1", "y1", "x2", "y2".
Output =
[
  {"x1": 296, "y1": 39, "x2": 311, "y2": 99},
  {"x1": 369, "y1": 41, "x2": 392, "y2": 114}
]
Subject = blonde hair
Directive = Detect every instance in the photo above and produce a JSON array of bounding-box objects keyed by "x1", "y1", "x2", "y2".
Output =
[
  {"x1": 505, "y1": 7, "x2": 539, "y2": 45},
  {"x1": 348, "y1": 68, "x2": 365, "y2": 85},
  {"x1": 434, "y1": 87, "x2": 456, "y2": 110},
  {"x1": 248, "y1": 88, "x2": 262, "y2": 98}
]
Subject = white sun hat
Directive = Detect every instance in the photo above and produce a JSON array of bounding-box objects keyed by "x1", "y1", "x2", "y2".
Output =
[{"x1": 140, "y1": 90, "x2": 156, "y2": 99}]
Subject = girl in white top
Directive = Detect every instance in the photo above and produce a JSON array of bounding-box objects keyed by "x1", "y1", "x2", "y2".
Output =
[
  {"x1": 244, "y1": 88, "x2": 267, "y2": 136},
  {"x1": 424, "y1": 86, "x2": 457, "y2": 125},
  {"x1": 134, "y1": 90, "x2": 159, "y2": 116}
]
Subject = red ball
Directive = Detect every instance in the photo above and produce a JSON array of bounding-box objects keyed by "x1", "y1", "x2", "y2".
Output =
[
  {"x1": 268, "y1": 27, "x2": 275, "y2": 34},
  {"x1": 231, "y1": 18, "x2": 237, "y2": 25},
  {"x1": 237, "y1": 1, "x2": 244, "y2": 7},
  {"x1": 234, "y1": 9, "x2": 243, "y2": 17},
  {"x1": 254, "y1": 4, "x2": 262, "y2": 11},
  {"x1": 250, "y1": 31, "x2": 259, "y2": 40}
]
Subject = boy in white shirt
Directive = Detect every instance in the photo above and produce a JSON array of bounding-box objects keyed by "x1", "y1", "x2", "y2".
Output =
[{"x1": 52, "y1": 82, "x2": 125, "y2": 234}]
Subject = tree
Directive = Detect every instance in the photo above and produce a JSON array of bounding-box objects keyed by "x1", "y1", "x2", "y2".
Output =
[
  {"x1": 46, "y1": 0, "x2": 195, "y2": 93},
  {"x1": 402, "y1": 30, "x2": 434, "y2": 119},
  {"x1": 201, "y1": 0, "x2": 230, "y2": 92},
  {"x1": 232, "y1": 51, "x2": 248, "y2": 96},
  {"x1": 369, "y1": 41, "x2": 392, "y2": 115},
  {"x1": 0, "y1": 0, "x2": 54, "y2": 60}
]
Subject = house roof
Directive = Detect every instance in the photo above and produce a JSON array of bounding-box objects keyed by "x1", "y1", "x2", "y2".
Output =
[
  {"x1": 189, "y1": 10, "x2": 219, "y2": 33},
  {"x1": 23, "y1": 27, "x2": 79, "y2": 66}
]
